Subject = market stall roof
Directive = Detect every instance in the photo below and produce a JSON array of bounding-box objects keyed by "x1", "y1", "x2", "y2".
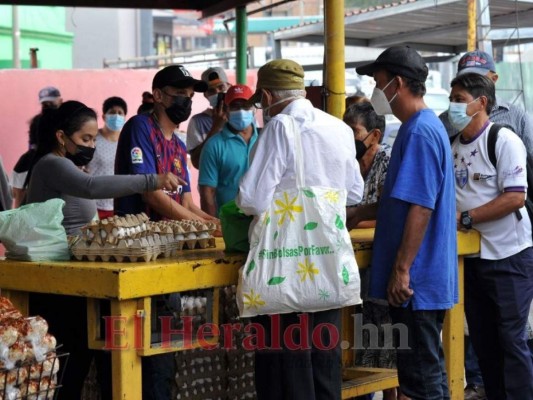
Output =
[
  {"x1": 273, "y1": 0, "x2": 533, "y2": 54},
  {"x1": 0, "y1": 0, "x2": 264, "y2": 18}
]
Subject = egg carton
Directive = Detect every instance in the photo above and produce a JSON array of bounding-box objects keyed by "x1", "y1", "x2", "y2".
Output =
[
  {"x1": 152, "y1": 220, "x2": 217, "y2": 250},
  {"x1": 81, "y1": 213, "x2": 152, "y2": 246},
  {"x1": 71, "y1": 233, "x2": 216, "y2": 263},
  {"x1": 71, "y1": 235, "x2": 163, "y2": 263}
]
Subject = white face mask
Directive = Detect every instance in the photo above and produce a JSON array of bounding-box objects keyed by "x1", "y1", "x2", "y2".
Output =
[
  {"x1": 448, "y1": 98, "x2": 480, "y2": 132},
  {"x1": 207, "y1": 94, "x2": 218, "y2": 108},
  {"x1": 370, "y1": 78, "x2": 397, "y2": 115},
  {"x1": 262, "y1": 95, "x2": 302, "y2": 125}
]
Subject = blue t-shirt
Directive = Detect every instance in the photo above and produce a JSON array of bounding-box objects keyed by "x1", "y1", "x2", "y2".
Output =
[
  {"x1": 114, "y1": 114, "x2": 191, "y2": 220},
  {"x1": 198, "y1": 124, "x2": 258, "y2": 214},
  {"x1": 370, "y1": 109, "x2": 458, "y2": 310}
]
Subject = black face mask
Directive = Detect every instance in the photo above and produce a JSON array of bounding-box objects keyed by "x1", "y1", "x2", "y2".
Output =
[
  {"x1": 355, "y1": 140, "x2": 368, "y2": 160},
  {"x1": 355, "y1": 130, "x2": 375, "y2": 161},
  {"x1": 165, "y1": 95, "x2": 192, "y2": 125},
  {"x1": 65, "y1": 141, "x2": 96, "y2": 166}
]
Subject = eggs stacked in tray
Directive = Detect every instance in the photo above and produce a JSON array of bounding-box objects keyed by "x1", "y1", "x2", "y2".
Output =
[
  {"x1": 70, "y1": 213, "x2": 217, "y2": 262},
  {"x1": 0, "y1": 297, "x2": 64, "y2": 400}
]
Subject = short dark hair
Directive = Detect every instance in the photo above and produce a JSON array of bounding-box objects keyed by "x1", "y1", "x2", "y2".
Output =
[
  {"x1": 343, "y1": 102, "x2": 386, "y2": 142},
  {"x1": 384, "y1": 71, "x2": 426, "y2": 97},
  {"x1": 450, "y1": 72, "x2": 495, "y2": 114},
  {"x1": 103, "y1": 96, "x2": 128, "y2": 115}
]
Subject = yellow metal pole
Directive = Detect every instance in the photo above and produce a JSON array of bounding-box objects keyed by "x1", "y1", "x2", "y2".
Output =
[
  {"x1": 444, "y1": 257, "x2": 465, "y2": 399},
  {"x1": 110, "y1": 299, "x2": 142, "y2": 400},
  {"x1": 324, "y1": 0, "x2": 346, "y2": 118},
  {"x1": 467, "y1": 0, "x2": 477, "y2": 51}
]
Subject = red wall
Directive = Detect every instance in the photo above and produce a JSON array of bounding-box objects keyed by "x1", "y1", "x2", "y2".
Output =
[
  {"x1": 0, "y1": 67, "x2": 259, "y2": 208},
  {"x1": 0, "y1": 68, "x2": 258, "y2": 174},
  {"x1": 0, "y1": 68, "x2": 259, "y2": 256}
]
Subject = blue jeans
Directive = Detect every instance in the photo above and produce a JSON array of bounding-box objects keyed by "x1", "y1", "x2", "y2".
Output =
[
  {"x1": 389, "y1": 305, "x2": 450, "y2": 400},
  {"x1": 465, "y1": 249, "x2": 533, "y2": 400}
]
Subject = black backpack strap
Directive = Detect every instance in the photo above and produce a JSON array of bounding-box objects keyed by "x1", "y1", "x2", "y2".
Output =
[
  {"x1": 486, "y1": 123, "x2": 523, "y2": 221},
  {"x1": 487, "y1": 123, "x2": 503, "y2": 168},
  {"x1": 449, "y1": 133, "x2": 459, "y2": 145}
]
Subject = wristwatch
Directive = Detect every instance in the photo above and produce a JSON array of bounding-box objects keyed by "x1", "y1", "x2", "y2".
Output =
[{"x1": 460, "y1": 211, "x2": 473, "y2": 230}]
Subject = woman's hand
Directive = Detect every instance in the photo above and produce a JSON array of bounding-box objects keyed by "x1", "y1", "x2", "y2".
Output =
[{"x1": 155, "y1": 172, "x2": 186, "y2": 192}]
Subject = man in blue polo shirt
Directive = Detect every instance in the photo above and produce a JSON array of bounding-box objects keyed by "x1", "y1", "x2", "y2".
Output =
[{"x1": 198, "y1": 84, "x2": 258, "y2": 216}]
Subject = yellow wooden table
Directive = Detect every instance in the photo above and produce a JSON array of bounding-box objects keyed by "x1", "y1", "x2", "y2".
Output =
[
  {"x1": 342, "y1": 229, "x2": 480, "y2": 399},
  {"x1": 0, "y1": 231, "x2": 479, "y2": 400}
]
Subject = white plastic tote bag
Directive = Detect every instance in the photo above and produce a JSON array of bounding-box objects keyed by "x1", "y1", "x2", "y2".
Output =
[
  {"x1": 237, "y1": 118, "x2": 361, "y2": 317},
  {"x1": 0, "y1": 198, "x2": 69, "y2": 261}
]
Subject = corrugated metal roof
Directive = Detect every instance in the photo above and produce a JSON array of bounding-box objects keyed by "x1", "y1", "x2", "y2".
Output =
[
  {"x1": 214, "y1": 16, "x2": 323, "y2": 34},
  {"x1": 0, "y1": 0, "x2": 264, "y2": 18},
  {"x1": 274, "y1": 0, "x2": 533, "y2": 53}
]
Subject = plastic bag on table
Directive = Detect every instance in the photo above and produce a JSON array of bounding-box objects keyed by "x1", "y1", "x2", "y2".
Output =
[
  {"x1": 219, "y1": 200, "x2": 252, "y2": 253},
  {"x1": 0, "y1": 198, "x2": 69, "y2": 261}
]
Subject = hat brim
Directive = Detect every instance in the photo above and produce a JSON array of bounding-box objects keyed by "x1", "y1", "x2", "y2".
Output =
[
  {"x1": 39, "y1": 96, "x2": 60, "y2": 103},
  {"x1": 456, "y1": 67, "x2": 492, "y2": 77},
  {"x1": 356, "y1": 61, "x2": 380, "y2": 77},
  {"x1": 168, "y1": 77, "x2": 208, "y2": 92}
]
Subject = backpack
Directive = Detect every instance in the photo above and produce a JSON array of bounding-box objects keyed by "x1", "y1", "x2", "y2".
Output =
[{"x1": 487, "y1": 123, "x2": 533, "y2": 231}]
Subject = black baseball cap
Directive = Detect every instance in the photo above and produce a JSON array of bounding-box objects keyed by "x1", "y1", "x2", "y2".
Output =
[
  {"x1": 356, "y1": 46, "x2": 428, "y2": 82},
  {"x1": 152, "y1": 65, "x2": 207, "y2": 92}
]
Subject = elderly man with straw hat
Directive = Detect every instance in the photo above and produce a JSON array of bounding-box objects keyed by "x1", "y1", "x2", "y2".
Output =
[{"x1": 237, "y1": 59, "x2": 364, "y2": 400}]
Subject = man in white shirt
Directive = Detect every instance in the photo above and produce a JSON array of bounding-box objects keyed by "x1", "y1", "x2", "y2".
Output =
[
  {"x1": 237, "y1": 59, "x2": 364, "y2": 400},
  {"x1": 451, "y1": 72, "x2": 533, "y2": 400}
]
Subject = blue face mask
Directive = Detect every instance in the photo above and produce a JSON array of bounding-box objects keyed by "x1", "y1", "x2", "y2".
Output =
[
  {"x1": 208, "y1": 94, "x2": 218, "y2": 108},
  {"x1": 228, "y1": 110, "x2": 254, "y2": 131},
  {"x1": 448, "y1": 98, "x2": 480, "y2": 132},
  {"x1": 105, "y1": 114, "x2": 125, "y2": 132}
]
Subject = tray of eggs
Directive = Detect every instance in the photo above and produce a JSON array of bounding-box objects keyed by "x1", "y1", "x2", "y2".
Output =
[{"x1": 70, "y1": 213, "x2": 217, "y2": 262}]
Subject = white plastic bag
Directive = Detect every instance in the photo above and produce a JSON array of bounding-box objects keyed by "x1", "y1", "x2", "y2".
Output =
[
  {"x1": 0, "y1": 198, "x2": 69, "y2": 261},
  {"x1": 236, "y1": 119, "x2": 361, "y2": 317}
]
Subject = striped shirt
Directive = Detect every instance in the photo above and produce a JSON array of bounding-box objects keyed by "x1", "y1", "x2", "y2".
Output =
[{"x1": 439, "y1": 97, "x2": 533, "y2": 158}]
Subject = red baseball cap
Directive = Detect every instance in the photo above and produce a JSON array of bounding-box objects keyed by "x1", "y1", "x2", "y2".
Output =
[{"x1": 224, "y1": 84, "x2": 254, "y2": 105}]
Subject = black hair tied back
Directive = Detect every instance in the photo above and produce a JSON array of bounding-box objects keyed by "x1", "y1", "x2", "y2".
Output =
[{"x1": 24, "y1": 101, "x2": 97, "y2": 190}]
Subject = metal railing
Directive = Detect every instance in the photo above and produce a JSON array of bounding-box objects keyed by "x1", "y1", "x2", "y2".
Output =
[{"x1": 103, "y1": 47, "x2": 241, "y2": 69}]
